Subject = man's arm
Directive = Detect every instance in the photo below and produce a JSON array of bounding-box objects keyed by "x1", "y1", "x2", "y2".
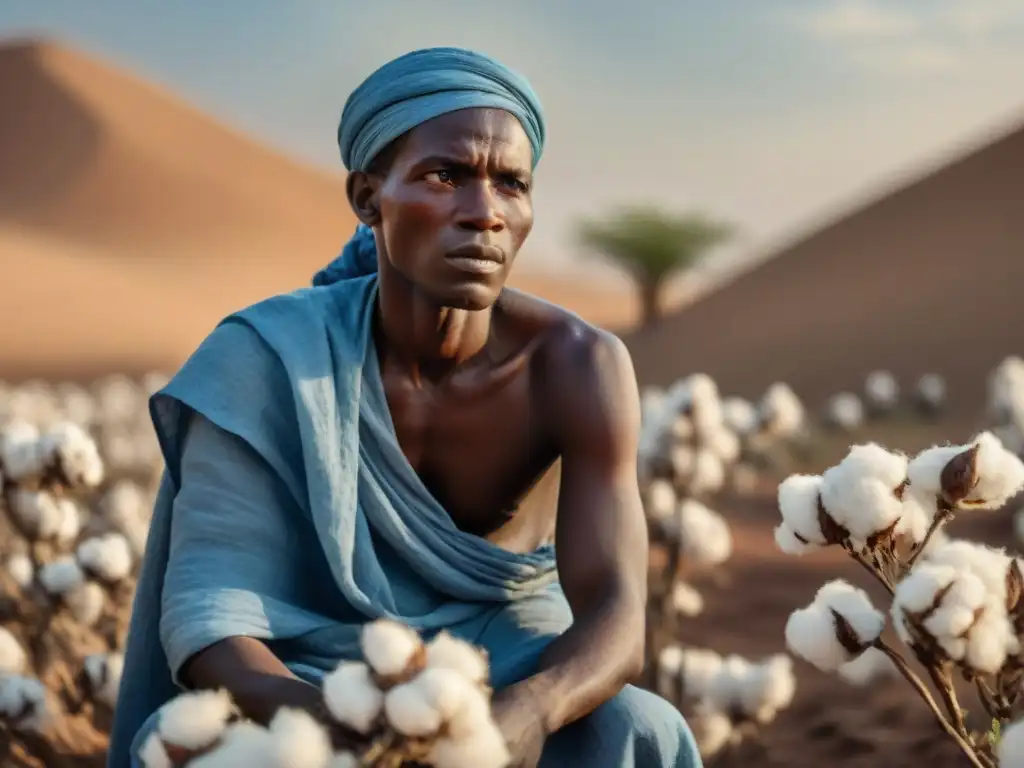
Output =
[{"x1": 512, "y1": 324, "x2": 649, "y2": 734}]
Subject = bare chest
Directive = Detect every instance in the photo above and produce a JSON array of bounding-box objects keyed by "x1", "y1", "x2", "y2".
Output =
[{"x1": 383, "y1": 366, "x2": 558, "y2": 547}]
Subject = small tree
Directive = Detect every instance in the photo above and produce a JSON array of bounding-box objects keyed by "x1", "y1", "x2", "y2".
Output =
[{"x1": 578, "y1": 207, "x2": 732, "y2": 326}]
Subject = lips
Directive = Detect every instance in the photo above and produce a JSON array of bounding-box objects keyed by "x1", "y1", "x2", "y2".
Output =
[{"x1": 445, "y1": 243, "x2": 504, "y2": 264}]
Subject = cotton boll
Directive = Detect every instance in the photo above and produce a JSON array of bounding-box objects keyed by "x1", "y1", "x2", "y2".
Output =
[
  {"x1": 656, "y1": 645, "x2": 684, "y2": 700},
  {"x1": 643, "y1": 479, "x2": 677, "y2": 524},
  {"x1": 758, "y1": 383, "x2": 804, "y2": 438},
  {"x1": 0, "y1": 675, "x2": 51, "y2": 733},
  {"x1": 704, "y1": 655, "x2": 752, "y2": 713},
  {"x1": 813, "y1": 580, "x2": 885, "y2": 647},
  {"x1": 187, "y1": 721, "x2": 273, "y2": 767},
  {"x1": 6, "y1": 553, "x2": 34, "y2": 589},
  {"x1": 0, "y1": 627, "x2": 27, "y2": 674},
  {"x1": 267, "y1": 707, "x2": 332, "y2": 768},
  {"x1": 139, "y1": 732, "x2": 172, "y2": 768},
  {"x1": 37, "y1": 556, "x2": 86, "y2": 596},
  {"x1": 670, "y1": 444, "x2": 695, "y2": 482},
  {"x1": 384, "y1": 678, "x2": 445, "y2": 737},
  {"x1": 895, "y1": 488, "x2": 939, "y2": 546},
  {"x1": 425, "y1": 631, "x2": 489, "y2": 687},
  {"x1": 837, "y1": 647, "x2": 896, "y2": 686},
  {"x1": 777, "y1": 474, "x2": 829, "y2": 546},
  {"x1": 670, "y1": 581, "x2": 704, "y2": 617},
  {"x1": 924, "y1": 539, "x2": 1013, "y2": 602},
  {"x1": 679, "y1": 648, "x2": 723, "y2": 700},
  {"x1": 865, "y1": 370, "x2": 899, "y2": 412},
  {"x1": 907, "y1": 444, "x2": 965, "y2": 497},
  {"x1": 774, "y1": 523, "x2": 817, "y2": 555},
  {"x1": 0, "y1": 419, "x2": 43, "y2": 481},
  {"x1": 676, "y1": 500, "x2": 732, "y2": 567},
  {"x1": 998, "y1": 717, "x2": 1024, "y2": 767},
  {"x1": 689, "y1": 449, "x2": 725, "y2": 496},
  {"x1": 702, "y1": 426, "x2": 741, "y2": 465},
  {"x1": 54, "y1": 498, "x2": 82, "y2": 545},
  {"x1": 157, "y1": 688, "x2": 236, "y2": 750},
  {"x1": 8, "y1": 489, "x2": 65, "y2": 540},
  {"x1": 670, "y1": 415, "x2": 694, "y2": 441},
  {"x1": 84, "y1": 652, "x2": 124, "y2": 708},
  {"x1": 722, "y1": 397, "x2": 759, "y2": 437},
  {"x1": 76, "y1": 533, "x2": 134, "y2": 582},
  {"x1": 322, "y1": 661, "x2": 384, "y2": 734},
  {"x1": 327, "y1": 753, "x2": 359, "y2": 768},
  {"x1": 738, "y1": 654, "x2": 795, "y2": 723},
  {"x1": 820, "y1": 444, "x2": 907, "y2": 546},
  {"x1": 825, "y1": 392, "x2": 864, "y2": 432},
  {"x1": 65, "y1": 581, "x2": 106, "y2": 626},
  {"x1": 962, "y1": 598, "x2": 1019, "y2": 674},
  {"x1": 915, "y1": 374, "x2": 946, "y2": 412},
  {"x1": 785, "y1": 602, "x2": 863, "y2": 672},
  {"x1": 690, "y1": 707, "x2": 733, "y2": 759},
  {"x1": 964, "y1": 431, "x2": 1024, "y2": 509},
  {"x1": 427, "y1": 722, "x2": 511, "y2": 768},
  {"x1": 360, "y1": 619, "x2": 424, "y2": 679},
  {"x1": 921, "y1": 572, "x2": 987, "y2": 660},
  {"x1": 102, "y1": 480, "x2": 152, "y2": 556},
  {"x1": 37, "y1": 421, "x2": 104, "y2": 489},
  {"x1": 892, "y1": 563, "x2": 959, "y2": 645}
]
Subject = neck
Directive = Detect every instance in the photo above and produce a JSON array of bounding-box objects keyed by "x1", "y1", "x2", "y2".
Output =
[{"x1": 376, "y1": 267, "x2": 494, "y2": 382}]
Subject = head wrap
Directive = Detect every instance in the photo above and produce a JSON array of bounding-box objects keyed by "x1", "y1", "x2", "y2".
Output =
[
  {"x1": 338, "y1": 46, "x2": 545, "y2": 173},
  {"x1": 314, "y1": 47, "x2": 544, "y2": 286}
]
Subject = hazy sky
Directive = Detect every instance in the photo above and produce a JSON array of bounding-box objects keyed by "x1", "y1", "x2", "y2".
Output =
[{"x1": 5, "y1": 0, "x2": 1024, "y2": 277}]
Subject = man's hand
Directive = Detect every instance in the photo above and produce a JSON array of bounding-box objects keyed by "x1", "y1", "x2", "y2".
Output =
[{"x1": 490, "y1": 683, "x2": 548, "y2": 768}]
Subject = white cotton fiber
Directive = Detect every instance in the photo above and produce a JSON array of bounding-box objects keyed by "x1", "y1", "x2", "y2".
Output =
[
  {"x1": 425, "y1": 631, "x2": 489, "y2": 686},
  {"x1": 157, "y1": 688, "x2": 236, "y2": 750},
  {"x1": 267, "y1": 707, "x2": 332, "y2": 768},
  {"x1": 76, "y1": 532, "x2": 134, "y2": 582},
  {"x1": 0, "y1": 627, "x2": 27, "y2": 675},
  {"x1": 37, "y1": 557, "x2": 86, "y2": 596},
  {"x1": 777, "y1": 474, "x2": 828, "y2": 546},
  {"x1": 322, "y1": 661, "x2": 383, "y2": 734},
  {"x1": 359, "y1": 619, "x2": 423, "y2": 677},
  {"x1": 84, "y1": 652, "x2": 124, "y2": 708},
  {"x1": 820, "y1": 444, "x2": 907, "y2": 545}
]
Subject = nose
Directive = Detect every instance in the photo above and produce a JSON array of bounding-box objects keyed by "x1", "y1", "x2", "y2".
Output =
[{"x1": 454, "y1": 181, "x2": 505, "y2": 233}]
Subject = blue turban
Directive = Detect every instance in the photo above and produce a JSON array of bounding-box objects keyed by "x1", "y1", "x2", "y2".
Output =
[
  {"x1": 338, "y1": 46, "x2": 545, "y2": 173},
  {"x1": 315, "y1": 47, "x2": 545, "y2": 285}
]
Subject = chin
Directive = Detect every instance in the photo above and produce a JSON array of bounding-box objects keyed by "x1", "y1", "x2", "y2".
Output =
[{"x1": 432, "y1": 282, "x2": 501, "y2": 311}]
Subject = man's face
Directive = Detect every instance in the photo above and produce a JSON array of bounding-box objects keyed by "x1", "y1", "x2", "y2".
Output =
[{"x1": 374, "y1": 108, "x2": 535, "y2": 310}]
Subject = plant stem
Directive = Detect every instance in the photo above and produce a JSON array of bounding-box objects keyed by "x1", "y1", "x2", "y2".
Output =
[
  {"x1": 906, "y1": 510, "x2": 952, "y2": 570},
  {"x1": 925, "y1": 664, "x2": 969, "y2": 738},
  {"x1": 873, "y1": 640, "x2": 990, "y2": 768},
  {"x1": 846, "y1": 547, "x2": 895, "y2": 595}
]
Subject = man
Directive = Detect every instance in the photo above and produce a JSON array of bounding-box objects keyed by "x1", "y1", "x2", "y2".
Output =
[{"x1": 109, "y1": 47, "x2": 701, "y2": 767}]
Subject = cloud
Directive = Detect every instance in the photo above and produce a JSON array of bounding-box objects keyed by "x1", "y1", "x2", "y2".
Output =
[{"x1": 791, "y1": 0, "x2": 1024, "y2": 74}]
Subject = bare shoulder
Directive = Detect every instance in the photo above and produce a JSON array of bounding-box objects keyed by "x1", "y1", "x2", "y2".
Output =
[{"x1": 499, "y1": 288, "x2": 641, "y2": 449}]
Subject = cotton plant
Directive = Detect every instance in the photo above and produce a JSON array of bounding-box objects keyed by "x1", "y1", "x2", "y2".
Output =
[
  {"x1": 823, "y1": 391, "x2": 865, "y2": 433},
  {"x1": 655, "y1": 644, "x2": 795, "y2": 760},
  {"x1": 141, "y1": 619, "x2": 510, "y2": 768},
  {"x1": 915, "y1": 373, "x2": 947, "y2": 418},
  {"x1": 775, "y1": 430, "x2": 1024, "y2": 768},
  {"x1": 864, "y1": 370, "x2": 900, "y2": 417},
  {"x1": 648, "y1": 498, "x2": 732, "y2": 627}
]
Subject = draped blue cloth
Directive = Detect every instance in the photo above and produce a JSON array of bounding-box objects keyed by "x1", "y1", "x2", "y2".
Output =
[{"x1": 107, "y1": 274, "x2": 560, "y2": 767}]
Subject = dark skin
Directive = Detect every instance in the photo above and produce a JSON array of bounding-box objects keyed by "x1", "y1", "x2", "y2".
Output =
[{"x1": 181, "y1": 107, "x2": 649, "y2": 767}]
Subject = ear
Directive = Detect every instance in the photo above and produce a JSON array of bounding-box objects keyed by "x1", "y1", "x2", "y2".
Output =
[{"x1": 345, "y1": 171, "x2": 382, "y2": 227}]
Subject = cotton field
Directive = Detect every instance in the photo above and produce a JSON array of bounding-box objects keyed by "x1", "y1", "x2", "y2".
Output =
[{"x1": 3, "y1": 357, "x2": 1024, "y2": 766}]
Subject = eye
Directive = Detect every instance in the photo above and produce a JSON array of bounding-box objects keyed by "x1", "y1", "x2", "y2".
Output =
[
  {"x1": 425, "y1": 169, "x2": 454, "y2": 185},
  {"x1": 500, "y1": 174, "x2": 530, "y2": 193}
]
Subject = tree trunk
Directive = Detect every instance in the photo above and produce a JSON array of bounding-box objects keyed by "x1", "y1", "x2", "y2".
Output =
[{"x1": 638, "y1": 278, "x2": 662, "y2": 327}]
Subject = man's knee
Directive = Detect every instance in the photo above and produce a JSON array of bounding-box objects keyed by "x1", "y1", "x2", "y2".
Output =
[{"x1": 590, "y1": 686, "x2": 702, "y2": 767}]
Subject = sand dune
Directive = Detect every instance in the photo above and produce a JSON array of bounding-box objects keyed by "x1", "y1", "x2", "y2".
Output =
[
  {"x1": 625, "y1": 115, "x2": 1024, "y2": 419},
  {"x1": 0, "y1": 38, "x2": 635, "y2": 379}
]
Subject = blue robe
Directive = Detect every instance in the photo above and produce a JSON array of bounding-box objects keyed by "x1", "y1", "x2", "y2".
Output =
[{"x1": 107, "y1": 274, "x2": 700, "y2": 766}]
